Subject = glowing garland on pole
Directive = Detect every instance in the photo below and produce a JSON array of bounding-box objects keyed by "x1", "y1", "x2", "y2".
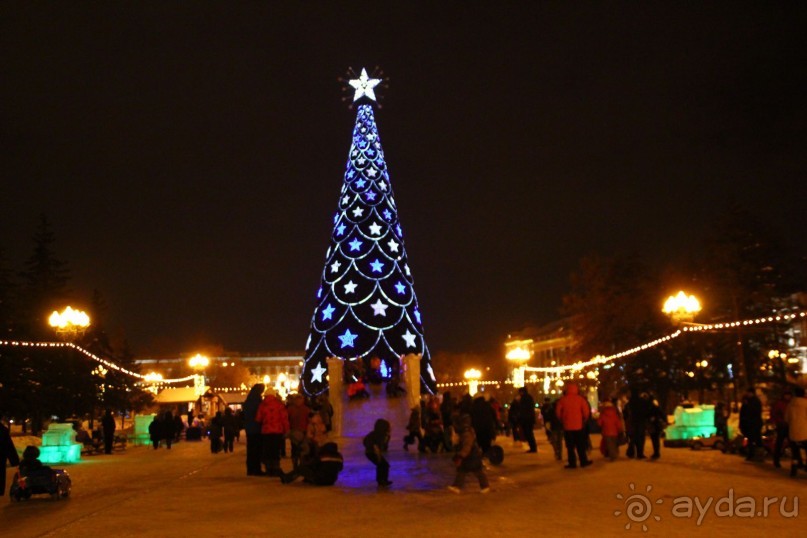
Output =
[{"x1": 0, "y1": 339, "x2": 196, "y2": 384}]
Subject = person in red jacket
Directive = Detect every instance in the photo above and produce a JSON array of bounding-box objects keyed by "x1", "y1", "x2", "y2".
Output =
[
  {"x1": 255, "y1": 387, "x2": 290, "y2": 477},
  {"x1": 597, "y1": 400, "x2": 624, "y2": 461},
  {"x1": 556, "y1": 383, "x2": 591, "y2": 468}
]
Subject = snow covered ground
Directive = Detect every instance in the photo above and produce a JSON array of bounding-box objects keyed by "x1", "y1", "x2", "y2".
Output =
[{"x1": 3, "y1": 429, "x2": 804, "y2": 537}]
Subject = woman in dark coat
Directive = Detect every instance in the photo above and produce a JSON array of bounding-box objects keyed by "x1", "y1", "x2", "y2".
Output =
[
  {"x1": 242, "y1": 383, "x2": 265, "y2": 475},
  {"x1": 149, "y1": 415, "x2": 162, "y2": 449},
  {"x1": 161, "y1": 411, "x2": 176, "y2": 449},
  {"x1": 470, "y1": 396, "x2": 497, "y2": 455},
  {"x1": 740, "y1": 389, "x2": 763, "y2": 460},
  {"x1": 1, "y1": 421, "x2": 20, "y2": 496},
  {"x1": 221, "y1": 407, "x2": 238, "y2": 453}
]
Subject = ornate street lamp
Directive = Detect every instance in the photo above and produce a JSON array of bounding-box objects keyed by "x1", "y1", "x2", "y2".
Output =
[
  {"x1": 144, "y1": 371, "x2": 164, "y2": 395},
  {"x1": 188, "y1": 354, "x2": 210, "y2": 399},
  {"x1": 464, "y1": 368, "x2": 482, "y2": 397},
  {"x1": 505, "y1": 339, "x2": 532, "y2": 388},
  {"x1": 48, "y1": 306, "x2": 90, "y2": 339},
  {"x1": 662, "y1": 291, "x2": 701, "y2": 324}
]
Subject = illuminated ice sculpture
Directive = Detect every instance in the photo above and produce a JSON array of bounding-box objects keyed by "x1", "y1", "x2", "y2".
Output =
[
  {"x1": 39, "y1": 423, "x2": 82, "y2": 464},
  {"x1": 664, "y1": 405, "x2": 717, "y2": 442}
]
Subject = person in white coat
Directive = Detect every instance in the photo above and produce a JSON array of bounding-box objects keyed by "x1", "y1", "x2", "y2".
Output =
[{"x1": 785, "y1": 386, "x2": 807, "y2": 477}]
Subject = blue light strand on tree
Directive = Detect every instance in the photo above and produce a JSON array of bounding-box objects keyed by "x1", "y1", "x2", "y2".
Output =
[{"x1": 301, "y1": 92, "x2": 436, "y2": 397}]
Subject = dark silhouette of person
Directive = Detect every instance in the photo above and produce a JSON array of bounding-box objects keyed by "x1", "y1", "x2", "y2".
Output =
[
  {"x1": 363, "y1": 418, "x2": 392, "y2": 487},
  {"x1": 282, "y1": 442, "x2": 344, "y2": 486},
  {"x1": 740, "y1": 388, "x2": 763, "y2": 461},
  {"x1": 518, "y1": 387, "x2": 538, "y2": 453},
  {"x1": 470, "y1": 396, "x2": 497, "y2": 455},
  {"x1": 625, "y1": 390, "x2": 651, "y2": 459},
  {"x1": 102, "y1": 409, "x2": 116, "y2": 454},
  {"x1": 1, "y1": 421, "x2": 20, "y2": 496},
  {"x1": 243, "y1": 383, "x2": 265, "y2": 476}
]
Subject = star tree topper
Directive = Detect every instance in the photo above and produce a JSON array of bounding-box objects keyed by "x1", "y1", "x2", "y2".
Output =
[{"x1": 349, "y1": 68, "x2": 381, "y2": 102}]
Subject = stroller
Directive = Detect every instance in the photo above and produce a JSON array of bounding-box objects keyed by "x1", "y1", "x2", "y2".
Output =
[{"x1": 9, "y1": 446, "x2": 72, "y2": 502}]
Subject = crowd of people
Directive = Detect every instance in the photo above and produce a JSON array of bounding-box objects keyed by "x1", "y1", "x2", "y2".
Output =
[
  {"x1": 736, "y1": 386, "x2": 807, "y2": 476},
  {"x1": 241, "y1": 384, "x2": 335, "y2": 485},
  {"x1": 3, "y1": 380, "x2": 807, "y2": 499},
  {"x1": 140, "y1": 380, "x2": 807, "y2": 488}
]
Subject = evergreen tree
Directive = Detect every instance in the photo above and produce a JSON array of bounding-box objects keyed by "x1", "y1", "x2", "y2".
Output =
[
  {"x1": 104, "y1": 340, "x2": 153, "y2": 417},
  {"x1": 0, "y1": 247, "x2": 17, "y2": 336},
  {"x1": 301, "y1": 69, "x2": 436, "y2": 396},
  {"x1": 0, "y1": 246, "x2": 24, "y2": 421},
  {"x1": 562, "y1": 255, "x2": 673, "y2": 406},
  {"x1": 19, "y1": 214, "x2": 71, "y2": 339},
  {"x1": 698, "y1": 206, "x2": 804, "y2": 389},
  {"x1": 15, "y1": 215, "x2": 73, "y2": 432}
]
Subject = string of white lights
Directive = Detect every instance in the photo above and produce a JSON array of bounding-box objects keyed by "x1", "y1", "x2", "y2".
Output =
[
  {"x1": 4, "y1": 311, "x2": 802, "y2": 391},
  {"x1": 436, "y1": 310, "x2": 806, "y2": 388},
  {"x1": 0, "y1": 339, "x2": 196, "y2": 384}
]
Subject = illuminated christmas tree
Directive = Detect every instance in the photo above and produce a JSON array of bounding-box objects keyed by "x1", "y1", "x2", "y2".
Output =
[{"x1": 301, "y1": 69, "x2": 436, "y2": 397}]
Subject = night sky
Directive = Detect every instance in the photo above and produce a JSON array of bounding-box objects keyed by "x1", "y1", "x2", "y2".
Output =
[{"x1": 2, "y1": 3, "x2": 806, "y2": 358}]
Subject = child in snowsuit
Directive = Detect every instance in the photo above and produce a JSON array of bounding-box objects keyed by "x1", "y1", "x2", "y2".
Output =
[
  {"x1": 597, "y1": 401, "x2": 623, "y2": 461},
  {"x1": 448, "y1": 415, "x2": 489, "y2": 493},
  {"x1": 363, "y1": 418, "x2": 392, "y2": 487},
  {"x1": 19, "y1": 446, "x2": 47, "y2": 475},
  {"x1": 403, "y1": 406, "x2": 423, "y2": 452}
]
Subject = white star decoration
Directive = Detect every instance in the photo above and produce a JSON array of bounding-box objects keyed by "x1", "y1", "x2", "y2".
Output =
[
  {"x1": 402, "y1": 330, "x2": 417, "y2": 348},
  {"x1": 371, "y1": 299, "x2": 388, "y2": 316},
  {"x1": 344, "y1": 280, "x2": 358, "y2": 294},
  {"x1": 311, "y1": 363, "x2": 326, "y2": 383},
  {"x1": 330, "y1": 260, "x2": 341, "y2": 273},
  {"x1": 369, "y1": 222, "x2": 382, "y2": 235},
  {"x1": 387, "y1": 239, "x2": 399, "y2": 252},
  {"x1": 348, "y1": 68, "x2": 381, "y2": 102}
]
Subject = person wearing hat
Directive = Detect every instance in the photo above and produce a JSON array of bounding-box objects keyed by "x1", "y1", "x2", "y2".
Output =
[
  {"x1": 556, "y1": 383, "x2": 592, "y2": 468},
  {"x1": 363, "y1": 418, "x2": 392, "y2": 487},
  {"x1": 255, "y1": 385, "x2": 290, "y2": 477},
  {"x1": 447, "y1": 414, "x2": 490, "y2": 493}
]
